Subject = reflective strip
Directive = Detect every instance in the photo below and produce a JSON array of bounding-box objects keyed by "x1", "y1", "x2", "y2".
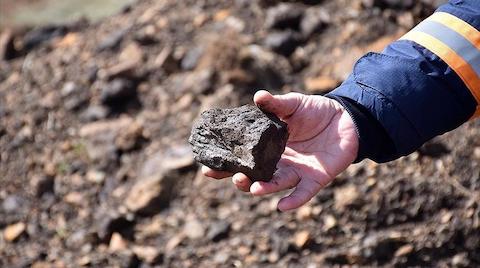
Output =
[{"x1": 400, "y1": 12, "x2": 480, "y2": 118}]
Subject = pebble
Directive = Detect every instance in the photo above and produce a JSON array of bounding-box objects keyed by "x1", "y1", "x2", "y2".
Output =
[
  {"x1": 207, "y1": 221, "x2": 231, "y2": 242},
  {"x1": 184, "y1": 218, "x2": 205, "y2": 240},
  {"x1": 4, "y1": 222, "x2": 26, "y2": 242},
  {"x1": 293, "y1": 230, "x2": 311, "y2": 249}
]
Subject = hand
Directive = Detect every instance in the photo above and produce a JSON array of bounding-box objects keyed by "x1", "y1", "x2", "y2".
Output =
[{"x1": 202, "y1": 90, "x2": 359, "y2": 211}]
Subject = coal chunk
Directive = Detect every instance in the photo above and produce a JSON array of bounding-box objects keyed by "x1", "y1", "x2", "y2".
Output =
[{"x1": 189, "y1": 105, "x2": 288, "y2": 181}]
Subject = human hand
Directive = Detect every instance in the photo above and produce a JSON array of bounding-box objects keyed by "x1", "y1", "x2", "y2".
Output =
[{"x1": 203, "y1": 90, "x2": 359, "y2": 211}]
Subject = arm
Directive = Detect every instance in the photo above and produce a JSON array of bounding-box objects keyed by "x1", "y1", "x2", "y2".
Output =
[{"x1": 327, "y1": 0, "x2": 480, "y2": 162}]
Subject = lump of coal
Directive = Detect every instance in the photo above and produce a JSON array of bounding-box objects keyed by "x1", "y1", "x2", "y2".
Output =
[{"x1": 189, "y1": 105, "x2": 288, "y2": 181}]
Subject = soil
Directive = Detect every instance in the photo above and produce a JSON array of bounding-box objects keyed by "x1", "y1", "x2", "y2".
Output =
[{"x1": 1, "y1": 0, "x2": 480, "y2": 267}]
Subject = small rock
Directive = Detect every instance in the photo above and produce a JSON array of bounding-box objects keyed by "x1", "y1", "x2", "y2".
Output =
[
  {"x1": 30, "y1": 175, "x2": 55, "y2": 197},
  {"x1": 109, "y1": 232, "x2": 128, "y2": 252},
  {"x1": 265, "y1": 3, "x2": 304, "y2": 30},
  {"x1": 264, "y1": 30, "x2": 303, "y2": 56},
  {"x1": 184, "y1": 218, "x2": 205, "y2": 240},
  {"x1": 323, "y1": 214, "x2": 337, "y2": 231},
  {"x1": 64, "y1": 191, "x2": 84, "y2": 205},
  {"x1": 296, "y1": 205, "x2": 313, "y2": 220},
  {"x1": 0, "y1": 29, "x2": 15, "y2": 61},
  {"x1": 334, "y1": 184, "x2": 360, "y2": 210},
  {"x1": 452, "y1": 252, "x2": 470, "y2": 268},
  {"x1": 171, "y1": 68, "x2": 215, "y2": 96},
  {"x1": 474, "y1": 147, "x2": 480, "y2": 159},
  {"x1": 125, "y1": 147, "x2": 196, "y2": 215},
  {"x1": 293, "y1": 230, "x2": 311, "y2": 249},
  {"x1": 304, "y1": 76, "x2": 338, "y2": 93},
  {"x1": 80, "y1": 105, "x2": 109, "y2": 122},
  {"x1": 4, "y1": 222, "x2": 26, "y2": 242},
  {"x1": 207, "y1": 221, "x2": 231, "y2": 242},
  {"x1": 96, "y1": 211, "x2": 134, "y2": 242},
  {"x1": 79, "y1": 117, "x2": 135, "y2": 165},
  {"x1": 115, "y1": 121, "x2": 144, "y2": 151},
  {"x1": 181, "y1": 46, "x2": 204, "y2": 70},
  {"x1": 86, "y1": 170, "x2": 106, "y2": 184},
  {"x1": 100, "y1": 79, "x2": 137, "y2": 107},
  {"x1": 374, "y1": 0, "x2": 415, "y2": 9},
  {"x1": 189, "y1": 105, "x2": 288, "y2": 181},
  {"x1": 213, "y1": 251, "x2": 229, "y2": 264},
  {"x1": 154, "y1": 46, "x2": 179, "y2": 74},
  {"x1": 394, "y1": 244, "x2": 414, "y2": 257},
  {"x1": 97, "y1": 30, "x2": 127, "y2": 52},
  {"x1": 2, "y1": 195, "x2": 25, "y2": 212},
  {"x1": 132, "y1": 245, "x2": 163, "y2": 264},
  {"x1": 23, "y1": 25, "x2": 68, "y2": 51},
  {"x1": 300, "y1": 7, "x2": 329, "y2": 38}
]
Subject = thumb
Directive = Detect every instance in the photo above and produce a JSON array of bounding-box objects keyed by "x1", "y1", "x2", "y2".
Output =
[{"x1": 254, "y1": 90, "x2": 304, "y2": 120}]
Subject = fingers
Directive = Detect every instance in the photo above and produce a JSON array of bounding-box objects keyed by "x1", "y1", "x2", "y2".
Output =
[
  {"x1": 201, "y1": 166, "x2": 232, "y2": 179},
  {"x1": 254, "y1": 90, "x2": 304, "y2": 120},
  {"x1": 232, "y1": 173, "x2": 252, "y2": 192},
  {"x1": 277, "y1": 178, "x2": 324, "y2": 212},
  {"x1": 250, "y1": 166, "x2": 300, "y2": 196}
]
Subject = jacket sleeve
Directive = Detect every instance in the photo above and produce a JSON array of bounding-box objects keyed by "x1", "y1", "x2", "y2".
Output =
[{"x1": 326, "y1": 0, "x2": 480, "y2": 163}]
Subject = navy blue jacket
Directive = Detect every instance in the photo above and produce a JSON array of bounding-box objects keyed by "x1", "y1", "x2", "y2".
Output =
[{"x1": 327, "y1": 0, "x2": 480, "y2": 162}]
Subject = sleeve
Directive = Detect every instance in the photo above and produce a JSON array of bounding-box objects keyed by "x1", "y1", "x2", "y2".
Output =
[{"x1": 326, "y1": 0, "x2": 480, "y2": 163}]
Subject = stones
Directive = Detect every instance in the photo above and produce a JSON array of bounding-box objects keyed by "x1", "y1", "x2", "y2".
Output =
[
  {"x1": 189, "y1": 105, "x2": 288, "y2": 181},
  {"x1": 23, "y1": 25, "x2": 68, "y2": 51},
  {"x1": 4, "y1": 222, "x2": 26, "y2": 242},
  {"x1": 184, "y1": 218, "x2": 206, "y2": 240},
  {"x1": 265, "y1": 3, "x2": 305, "y2": 30},
  {"x1": 264, "y1": 30, "x2": 303, "y2": 56},
  {"x1": 300, "y1": 7, "x2": 329, "y2": 38},
  {"x1": 100, "y1": 79, "x2": 137, "y2": 106},
  {"x1": 96, "y1": 29, "x2": 127, "y2": 52},
  {"x1": 293, "y1": 230, "x2": 312, "y2": 249},
  {"x1": 96, "y1": 211, "x2": 134, "y2": 242},
  {"x1": 30, "y1": 175, "x2": 55, "y2": 197},
  {"x1": 0, "y1": 29, "x2": 15, "y2": 61},
  {"x1": 334, "y1": 184, "x2": 361, "y2": 210},
  {"x1": 124, "y1": 146, "x2": 196, "y2": 215},
  {"x1": 207, "y1": 221, "x2": 231, "y2": 242}
]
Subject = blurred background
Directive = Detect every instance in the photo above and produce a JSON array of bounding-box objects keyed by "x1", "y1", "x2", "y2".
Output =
[{"x1": 1, "y1": 0, "x2": 480, "y2": 267}]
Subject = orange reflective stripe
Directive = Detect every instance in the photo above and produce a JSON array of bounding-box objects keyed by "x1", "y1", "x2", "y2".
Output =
[
  {"x1": 401, "y1": 30, "x2": 480, "y2": 118},
  {"x1": 429, "y1": 12, "x2": 480, "y2": 51}
]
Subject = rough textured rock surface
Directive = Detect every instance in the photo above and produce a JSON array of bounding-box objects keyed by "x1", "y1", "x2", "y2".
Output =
[{"x1": 189, "y1": 105, "x2": 288, "y2": 181}]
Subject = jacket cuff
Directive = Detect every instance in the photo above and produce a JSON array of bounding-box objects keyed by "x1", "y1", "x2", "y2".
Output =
[{"x1": 326, "y1": 94, "x2": 397, "y2": 163}]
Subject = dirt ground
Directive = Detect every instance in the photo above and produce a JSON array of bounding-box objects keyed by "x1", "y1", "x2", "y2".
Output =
[{"x1": 1, "y1": 0, "x2": 480, "y2": 267}]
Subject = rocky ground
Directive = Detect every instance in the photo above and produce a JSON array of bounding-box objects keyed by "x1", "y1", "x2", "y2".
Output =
[{"x1": 1, "y1": 0, "x2": 480, "y2": 267}]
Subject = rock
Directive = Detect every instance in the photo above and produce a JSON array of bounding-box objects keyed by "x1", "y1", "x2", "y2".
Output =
[
  {"x1": 181, "y1": 46, "x2": 204, "y2": 70},
  {"x1": 418, "y1": 141, "x2": 450, "y2": 158},
  {"x1": 334, "y1": 185, "x2": 360, "y2": 210},
  {"x1": 125, "y1": 146, "x2": 196, "y2": 215},
  {"x1": 132, "y1": 245, "x2": 163, "y2": 264},
  {"x1": 62, "y1": 82, "x2": 90, "y2": 111},
  {"x1": 323, "y1": 214, "x2": 337, "y2": 231},
  {"x1": 115, "y1": 121, "x2": 144, "y2": 151},
  {"x1": 293, "y1": 230, "x2": 311, "y2": 249},
  {"x1": 170, "y1": 69, "x2": 215, "y2": 96},
  {"x1": 30, "y1": 175, "x2": 55, "y2": 197},
  {"x1": 23, "y1": 25, "x2": 68, "y2": 51},
  {"x1": 189, "y1": 105, "x2": 288, "y2": 181},
  {"x1": 184, "y1": 218, "x2": 205, "y2": 240},
  {"x1": 452, "y1": 252, "x2": 470, "y2": 268},
  {"x1": 100, "y1": 79, "x2": 137, "y2": 108},
  {"x1": 265, "y1": 3, "x2": 304, "y2": 30},
  {"x1": 304, "y1": 76, "x2": 339, "y2": 93},
  {"x1": 2, "y1": 195, "x2": 25, "y2": 212},
  {"x1": 4, "y1": 222, "x2": 26, "y2": 242},
  {"x1": 97, "y1": 30, "x2": 127, "y2": 52},
  {"x1": 154, "y1": 46, "x2": 179, "y2": 74},
  {"x1": 213, "y1": 251, "x2": 229, "y2": 264},
  {"x1": 207, "y1": 221, "x2": 231, "y2": 242},
  {"x1": 394, "y1": 244, "x2": 414, "y2": 257},
  {"x1": 0, "y1": 29, "x2": 15, "y2": 61},
  {"x1": 101, "y1": 42, "x2": 144, "y2": 79},
  {"x1": 264, "y1": 30, "x2": 303, "y2": 57},
  {"x1": 300, "y1": 7, "x2": 329, "y2": 38},
  {"x1": 79, "y1": 117, "x2": 136, "y2": 165},
  {"x1": 80, "y1": 105, "x2": 109, "y2": 122},
  {"x1": 96, "y1": 211, "x2": 134, "y2": 242},
  {"x1": 108, "y1": 232, "x2": 128, "y2": 252}
]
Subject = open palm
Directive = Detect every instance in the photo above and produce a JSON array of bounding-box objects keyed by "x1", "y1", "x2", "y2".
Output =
[{"x1": 203, "y1": 90, "x2": 359, "y2": 211}]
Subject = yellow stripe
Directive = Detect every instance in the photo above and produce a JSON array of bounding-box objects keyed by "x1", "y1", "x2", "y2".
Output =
[
  {"x1": 429, "y1": 12, "x2": 480, "y2": 51},
  {"x1": 401, "y1": 31, "x2": 480, "y2": 118}
]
